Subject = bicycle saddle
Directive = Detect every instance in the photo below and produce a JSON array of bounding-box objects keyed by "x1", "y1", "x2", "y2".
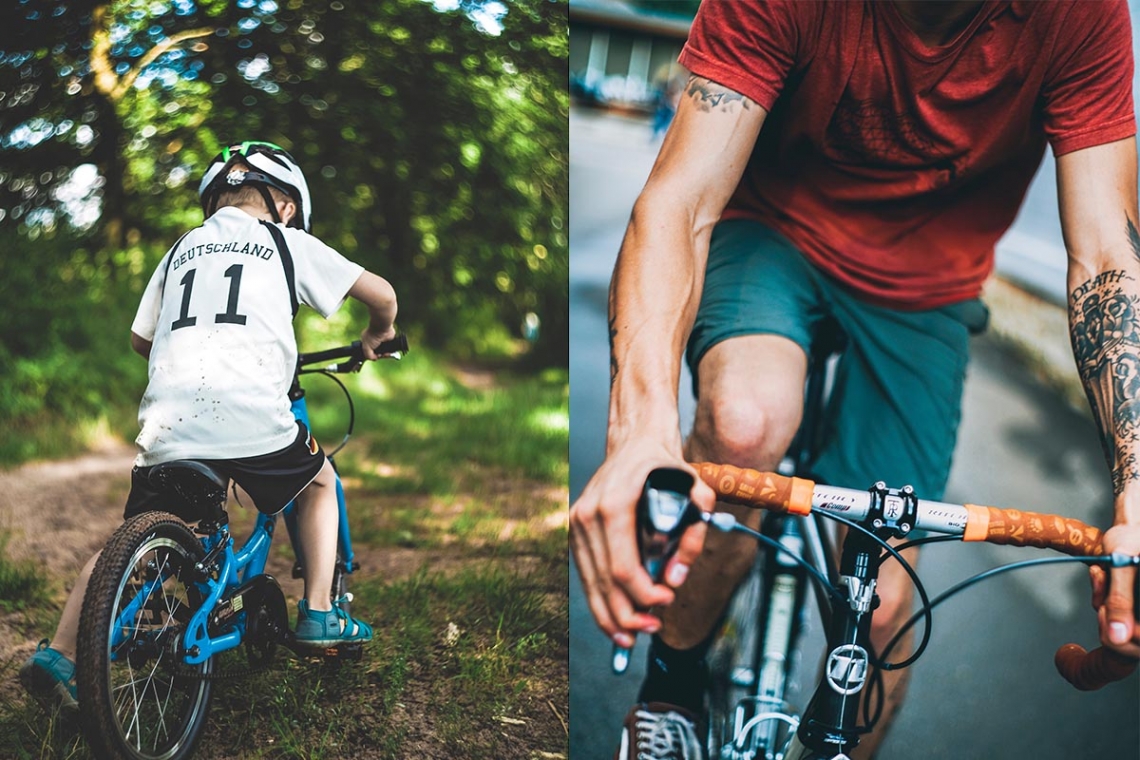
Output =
[{"x1": 148, "y1": 460, "x2": 229, "y2": 516}]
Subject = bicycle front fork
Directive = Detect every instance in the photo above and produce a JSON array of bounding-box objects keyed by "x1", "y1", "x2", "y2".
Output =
[{"x1": 787, "y1": 526, "x2": 883, "y2": 759}]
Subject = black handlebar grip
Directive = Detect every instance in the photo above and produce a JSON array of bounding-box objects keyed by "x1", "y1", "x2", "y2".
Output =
[
  {"x1": 612, "y1": 468, "x2": 701, "y2": 674},
  {"x1": 375, "y1": 334, "x2": 409, "y2": 355}
]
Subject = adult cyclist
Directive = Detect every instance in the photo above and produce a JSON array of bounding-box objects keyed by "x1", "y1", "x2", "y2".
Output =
[{"x1": 569, "y1": 2, "x2": 1140, "y2": 758}]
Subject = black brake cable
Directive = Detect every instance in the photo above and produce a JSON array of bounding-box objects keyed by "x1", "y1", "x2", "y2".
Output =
[
  {"x1": 729, "y1": 509, "x2": 934, "y2": 735},
  {"x1": 728, "y1": 523, "x2": 844, "y2": 605},
  {"x1": 893, "y1": 533, "x2": 963, "y2": 553},
  {"x1": 296, "y1": 368, "x2": 356, "y2": 457},
  {"x1": 880, "y1": 554, "x2": 1108, "y2": 667},
  {"x1": 316, "y1": 370, "x2": 355, "y2": 457},
  {"x1": 863, "y1": 553, "x2": 1112, "y2": 733},
  {"x1": 818, "y1": 513, "x2": 935, "y2": 671},
  {"x1": 812, "y1": 512, "x2": 935, "y2": 735}
]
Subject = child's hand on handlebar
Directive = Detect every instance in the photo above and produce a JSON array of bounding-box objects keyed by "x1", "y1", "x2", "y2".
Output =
[
  {"x1": 569, "y1": 440, "x2": 716, "y2": 648},
  {"x1": 1090, "y1": 522, "x2": 1140, "y2": 658},
  {"x1": 360, "y1": 326, "x2": 398, "y2": 361}
]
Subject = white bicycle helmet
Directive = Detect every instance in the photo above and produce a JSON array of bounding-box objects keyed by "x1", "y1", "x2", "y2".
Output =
[{"x1": 198, "y1": 141, "x2": 312, "y2": 231}]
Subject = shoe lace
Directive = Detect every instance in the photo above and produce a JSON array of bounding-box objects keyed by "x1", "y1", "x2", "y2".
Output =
[{"x1": 634, "y1": 708, "x2": 703, "y2": 760}]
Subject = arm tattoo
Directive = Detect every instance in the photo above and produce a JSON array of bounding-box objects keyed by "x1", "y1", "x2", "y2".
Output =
[
  {"x1": 1070, "y1": 259, "x2": 1140, "y2": 494},
  {"x1": 608, "y1": 313, "x2": 619, "y2": 387},
  {"x1": 1128, "y1": 217, "x2": 1140, "y2": 264},
  {"x1": 684, "y1": 75, "x2": 752, "y2": 113}
]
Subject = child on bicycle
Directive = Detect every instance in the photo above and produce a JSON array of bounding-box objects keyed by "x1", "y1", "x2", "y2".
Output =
[{"x1": 20, "y1": 140, "x2": 398, "y2": 713}]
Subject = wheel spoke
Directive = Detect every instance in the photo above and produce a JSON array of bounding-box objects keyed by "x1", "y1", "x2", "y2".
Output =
[{"x1": 92, "y1": 520, "x2": 210, "y2": 760}]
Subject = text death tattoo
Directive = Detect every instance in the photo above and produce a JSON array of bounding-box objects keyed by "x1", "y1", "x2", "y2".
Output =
[{"x1": 1070, "y1": 263, "x2": 1140, "y2": 494}]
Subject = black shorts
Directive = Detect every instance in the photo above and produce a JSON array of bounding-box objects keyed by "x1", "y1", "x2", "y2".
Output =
[{"x1": 124, "y1": 422, "x2": 326, "y2": 521}]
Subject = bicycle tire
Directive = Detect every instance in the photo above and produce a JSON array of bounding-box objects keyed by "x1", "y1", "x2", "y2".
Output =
[{"x1": 77, "y1": 511, "x2": 214, "y2": 760}]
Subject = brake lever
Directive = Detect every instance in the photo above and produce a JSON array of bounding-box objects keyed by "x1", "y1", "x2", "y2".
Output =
[{"x1": 612, "y1": 468, "x2": 702, "y2": 674}]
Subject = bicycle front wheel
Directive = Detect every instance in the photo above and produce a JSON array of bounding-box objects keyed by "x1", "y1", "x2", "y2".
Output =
[{"x1": 77, "y1": 512, "x2": 214, "y2": 760}]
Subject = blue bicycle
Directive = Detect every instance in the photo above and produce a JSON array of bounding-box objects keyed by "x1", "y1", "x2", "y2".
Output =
[{"x1": 74, "y1": 336, "x2": 406, "y2": 760}]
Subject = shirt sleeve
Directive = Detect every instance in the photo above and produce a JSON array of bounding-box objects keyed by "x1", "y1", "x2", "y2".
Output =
[
  {"x1": 677, "y1": 0, "x2": 807, "y2": 111},
  {"x1": 130, "y1": 251, "x2": 171, "y2": 341},
  {"x1": 1043, "y1": 0, "x2": 1136, "y2": 157},
  {"x1": 283, "y1": 228, "x2": 366, "y2": 318}
]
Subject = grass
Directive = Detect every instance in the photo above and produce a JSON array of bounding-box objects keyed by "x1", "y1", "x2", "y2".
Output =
[
  {"x1": 0, "y1": 347, "x2": 568, "y2": 760},
  {"x1": 0, "y1": 535, "x2": 51, "y2": 613}
]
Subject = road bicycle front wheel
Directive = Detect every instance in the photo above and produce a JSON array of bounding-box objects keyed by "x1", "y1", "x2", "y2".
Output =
[{"x1": 77, "y1": 512, "x2": 214, "y2": 760}]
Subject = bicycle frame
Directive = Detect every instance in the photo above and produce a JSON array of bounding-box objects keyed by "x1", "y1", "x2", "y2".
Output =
[
  {"x1": 711, "y1": 327, "x2": 842, "y2": 760},
  {"x1": 108, "y1": 392, "x2": 356, "y2": 667},
  {"x1": 684, "y1": 459, "x2": 1138, "y2": 759}
]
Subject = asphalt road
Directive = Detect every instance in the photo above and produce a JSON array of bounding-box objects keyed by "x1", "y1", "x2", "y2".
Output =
[{"x1": 568, "y1": 109, "x2": 1140, "y2": 759}]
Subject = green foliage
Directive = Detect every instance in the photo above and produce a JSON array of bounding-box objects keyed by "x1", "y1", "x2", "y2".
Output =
[
  {"x1": 0, "y1": 234, "x2": 150, "y2": 464},
  {"x1": 302, "y1": 350, "x2": 569, "y2": 497},
  {"x1": 0, "y1": 339, "x2": 566, "y2": 758},
  {"x1": 0, "y1": 534, "x2": 50, "y2": 613},
  {"x1": 0, "y1": 0, "x2": 568, "y2": 380}
]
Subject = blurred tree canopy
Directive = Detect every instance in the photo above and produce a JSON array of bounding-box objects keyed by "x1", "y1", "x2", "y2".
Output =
[{"x1": 0, "y1": 0, "x2": 568, "y2": 370}]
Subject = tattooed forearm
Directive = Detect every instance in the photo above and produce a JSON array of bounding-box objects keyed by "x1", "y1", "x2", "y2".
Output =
[
  {"x1": 684, "y1": 75, "x2": 752, "y2": 113},
  {"x1": 1070, "y1": 266, "x2": 1140, "y2": 493}
]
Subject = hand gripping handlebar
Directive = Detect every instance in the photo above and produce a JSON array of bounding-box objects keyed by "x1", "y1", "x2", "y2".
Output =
[
  {"x1": 298, "y1": 335, "x2": 409, "y2": 371},
  {"x1": 690, "y1": 463, "x2": 1138, "y2": 691},
  {"x1": 611, "y1": 469, "x2": 703, "y2": 674}
]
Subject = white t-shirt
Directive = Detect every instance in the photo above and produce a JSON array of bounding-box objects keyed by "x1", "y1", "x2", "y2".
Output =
[{"x1": 131, "y1": 207, "x2": 365, "y2": 466}]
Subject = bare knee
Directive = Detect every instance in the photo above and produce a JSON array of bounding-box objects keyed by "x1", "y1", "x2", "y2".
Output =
[
  {"x1": 687, "y1": 336, "x2": 807, "y2": 470},
  {"x1": 691, "y1": 393, "x2": 801, "y2": 469}
]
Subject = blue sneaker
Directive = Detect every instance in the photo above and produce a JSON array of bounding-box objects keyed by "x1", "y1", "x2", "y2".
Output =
[
  {"x1": 295, "y1": 597, "x2": 373, "y2": 648},
  {"x1": 19, "y1": 640, "x2": 78, "y2": 714}
]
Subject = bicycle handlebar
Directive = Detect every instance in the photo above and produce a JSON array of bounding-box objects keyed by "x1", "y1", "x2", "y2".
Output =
[
  {"x1": 686, "y1": 462, "x2": 1138, "y2": 691},
  {"x1": 1054, "y1": 643, "x2": 1138, "y2": 690},
  {"x1": 298, "y1": 335, "x2": 409, "y2": 371},
  {"x1": 696, "y1": 463, "x2": 1106, "y2": 556}
]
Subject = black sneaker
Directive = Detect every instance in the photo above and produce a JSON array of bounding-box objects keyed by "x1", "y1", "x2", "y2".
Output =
[{"x1": 615, "y1": 702, "x2": 706, "y2": 760}]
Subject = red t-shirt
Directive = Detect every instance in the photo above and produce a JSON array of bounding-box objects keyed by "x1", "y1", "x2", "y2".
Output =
[{"x1": 679, "y1": 0, "x2": 1136, "y2": 309}]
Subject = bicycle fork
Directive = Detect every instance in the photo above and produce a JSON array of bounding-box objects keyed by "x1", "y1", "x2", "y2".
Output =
[{"x1": 783, "y1": 527, "x2": 882, "y2": 760}]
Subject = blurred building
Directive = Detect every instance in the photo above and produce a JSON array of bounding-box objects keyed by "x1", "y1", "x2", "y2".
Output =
[{"x1": 569, "y1": 0, "x2": 691, "y2": 111}]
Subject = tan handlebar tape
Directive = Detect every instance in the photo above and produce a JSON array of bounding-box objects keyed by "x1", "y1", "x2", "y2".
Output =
[
  {"x1": 694, "y1": 463, "x2": 814, "y2": 515},
  {"x1": 1055, "y1": 643, "x2": 1138, "y2": 691},
  {"x1": 963, "y1": 505, "x2": 1103, "y2": 557}
]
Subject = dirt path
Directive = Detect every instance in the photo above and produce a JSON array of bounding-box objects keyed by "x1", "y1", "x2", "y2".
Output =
[
  {"x1": 0, "y1": 443, "x2": 136, "y2": 570},
  {"x1": 0, "y1": 444, "x2": 133, "y2": 661},
  {"x1": 0, "y1": 444, "x2": 504, "y2": 663}
]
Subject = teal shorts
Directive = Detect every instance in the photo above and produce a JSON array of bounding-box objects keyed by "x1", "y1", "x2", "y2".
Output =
[{"x1": 686, "y1": 219, "x2": 989, "y2": 501}]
